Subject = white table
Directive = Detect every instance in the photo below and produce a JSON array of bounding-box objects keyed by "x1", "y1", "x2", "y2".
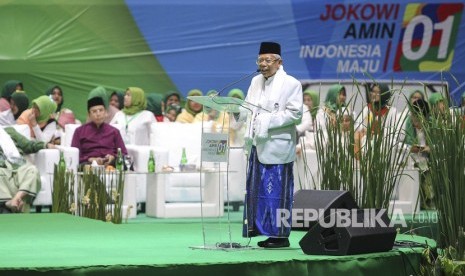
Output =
[
  {"x1": 145, "y1": 170, "x2": 225, "y2": 218},
  {"x1": 68, "y1": 170, "x2": 144, "y2": 219},
  {"x1": 389, "y1": 168, "x2": 420, "y2": 214}
]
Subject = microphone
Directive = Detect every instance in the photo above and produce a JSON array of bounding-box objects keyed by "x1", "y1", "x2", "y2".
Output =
[
  {"x1": 209, "y1": 69, "x2": 270, "y2": 113},
  {"x1": 213, "y1": 69, "x2": 260, "y2": 97}
]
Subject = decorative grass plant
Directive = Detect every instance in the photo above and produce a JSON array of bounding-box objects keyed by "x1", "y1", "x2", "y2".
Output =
[
  {"x1": 421, "y1": 96, "x2": 465, "y2": 274},
  {"x1": 51, "y1": 164, "x2": 75, "y2": 214},
  {"x1": 77, "y1": 168, "x2": 125, "y2": 224},
  {"x1": 314, "y1": 81, "x2": 408, "y2": 210},
  {"x1": 52, "y1": 165, "x2": 125, "y2": 224},
  {"x1": 307, "y1": 77, "x2": 465, "y2": 275}
]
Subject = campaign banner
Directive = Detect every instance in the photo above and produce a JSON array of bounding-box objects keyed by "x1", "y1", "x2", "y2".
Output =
[
  {"x1": 128, "y1": 0, "x2": 465, "y2": 102},
  {"x1": 1, "y1": 0, "x2": 464, "y2": 122},
  {"x1": 201, "y1": 133, "x2": 229, "y2": 163},
  {"x1": 293, "y1": 2, "x2": 463, "y2": 78}
]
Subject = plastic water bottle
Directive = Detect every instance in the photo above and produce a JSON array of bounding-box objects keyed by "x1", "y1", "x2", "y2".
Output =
[{"x1": 148, "y1": 150, "x2": 155, "y2": 172}]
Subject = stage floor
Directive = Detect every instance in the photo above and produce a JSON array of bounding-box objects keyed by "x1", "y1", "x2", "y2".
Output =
[{"x1": 1, "y1": 212, "x2": 435, "y2": 275}]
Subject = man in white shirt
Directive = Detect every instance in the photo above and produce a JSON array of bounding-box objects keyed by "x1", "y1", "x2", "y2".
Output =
[
  {"x1": 239, "y1": 42, "x2": 303, "y2": 248},
  {"x1": 0, "y1": 127, "x2": 55, "y2": 213}
]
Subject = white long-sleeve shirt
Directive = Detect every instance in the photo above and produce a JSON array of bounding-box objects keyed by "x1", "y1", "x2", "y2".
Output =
[{"x1": 110, "y1": 110, "x2": 156, "y2": 145}]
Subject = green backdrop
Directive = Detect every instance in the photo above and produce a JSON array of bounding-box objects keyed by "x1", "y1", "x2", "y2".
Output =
[{"x1": 0, "y1": 0, "x2": 176, "y2": 121}]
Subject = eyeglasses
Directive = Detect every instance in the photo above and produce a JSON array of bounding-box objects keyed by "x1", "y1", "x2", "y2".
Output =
[{"x1": 256, "y1": 58, "x2": 280, "y2": 65}]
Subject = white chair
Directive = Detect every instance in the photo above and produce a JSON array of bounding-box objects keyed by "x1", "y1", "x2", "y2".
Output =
[
  {"x1": 146, "y1": 122, "x2": 247, "y2": 217},
  {"x1": 293, "y1": 149, "x2": 320, "y2": 192},
  {"x1": 111, "y1": 123, "x2": 151, "y2": 207},
  {"x1": 5, "y1": 125, "x2": 79, "y2": 210},
  {"x1": 150, "y1": 122, "x2": 204, "y2": 202},
  {"x1": 225, "y1": 147, "x2": 246, "y2": 210},
  {"x1": 61, "y1": 124, "x2": 81, "y2": 147},
  {"x1": 389, "y1": 146, "x2": 421, "y2": 214}
]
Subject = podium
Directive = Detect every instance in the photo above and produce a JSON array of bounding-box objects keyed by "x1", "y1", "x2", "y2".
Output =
[{"x1": 188, "y1": 95, "x2": 252, "y2": 250}]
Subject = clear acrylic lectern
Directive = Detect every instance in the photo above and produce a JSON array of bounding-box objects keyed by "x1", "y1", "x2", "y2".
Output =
[{"x1": 187, "y1": 95, "x2": 253, "y2": 250}]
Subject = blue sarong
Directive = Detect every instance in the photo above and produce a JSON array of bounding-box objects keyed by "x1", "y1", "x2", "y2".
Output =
[{"x1": 242, "y1": 146, "x2": 294, "y2": 238}]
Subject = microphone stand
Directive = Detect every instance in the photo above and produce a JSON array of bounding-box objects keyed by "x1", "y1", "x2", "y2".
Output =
[{"x1": 214, "y1": 69, "x2": 260, "y2": 97}]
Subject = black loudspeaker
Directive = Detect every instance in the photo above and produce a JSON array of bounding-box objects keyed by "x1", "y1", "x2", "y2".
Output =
[
  {"x1": 299, "y1": 209, "x2": 397, "y2": 255},
  {"x1": 292, "y1": 190, "x2": 358, "y2": 231}
]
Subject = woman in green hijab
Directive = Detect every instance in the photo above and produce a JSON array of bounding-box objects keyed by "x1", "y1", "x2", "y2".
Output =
[
  {"x1": 11, "y1": 92, "x2": 30, "y2": 120},
  {"x1": 17, "y1": 95, "x2": 57, "y2": 142},
  {"x1": 194, "y1": 90, "x2": 219, "y2": 121},
  {"x1": 296, "y1": 89, "x2": 322, "y2": 154},
  {"x1": 404, "y1": 98, "x2": 434, "y2": 209},
  {"x1": 401, "y1": 89, "x2": 426, "y2": 143},
  {"x1": 297, "y1": 89, "x2": 320, "y2": 136},
  {"x1": 428, "y1": 92, "x2": 447, "y2": 119},
  {"x1": 46, "y1": 84, "x2": 80, "y2": 132},
  {"x1": 0, "y1": 91, "x2": 29, "y2": 126},
  {"x1": 314, "y1": 84, "x2": 347, "y2": 133},
  {"x1": 110, "y1": 87, "x2": 156, "y2": 145},
  {"x1": 146, "y1": 93, "x2": 166, "y2": 122},
  {"x1": 0, "y1": 80, "x2": 23, "y2": 112},
  {"x1": 163, "y1": 91, "x2": 182, "y2": 114},
  {"x1": 45, "y1": 85, "x2": 64, "y2": 113},
  {"x1": 324, "y1": 84, "x2": 346, "y2": 113},
  {"x1": 227, "y1": 88, "x2": 245, "y2": 100},
  {"x1": 109, "y1": 91, "x2": 125, "y2": 110},
  {"x1": 175, "y1": 89, "x2": 203, "y2": 123},
  {"x1": 227, "y1": 88, "x2": 246, "y2": 146},
  {"x1": 193, "y1": 90, "x2": 229, "y2": 133}
]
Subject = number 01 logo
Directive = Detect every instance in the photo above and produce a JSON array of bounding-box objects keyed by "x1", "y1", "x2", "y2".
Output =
[
  {"x1": 216, "y1": 140, "x2": 227, "y2": 155},
  {"x1": 394, "y1": 3, "x2": 463, "y2": 71}
]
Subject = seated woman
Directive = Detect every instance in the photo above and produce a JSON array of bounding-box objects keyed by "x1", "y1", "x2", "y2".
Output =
[
  {"x1": 354, "y1": 83, "x2": 400, "y2": 158},
  {"x1": 176, "y1": 89, "x2": 203, "y2": 123},
  {"x1": 53, "y1": 108, "x2": 79, "y2": 145},
  {"x1": 163, "y1": 90, "x2": 182, "y2": 115},
  {"x1": 109, "y1": 90, "x2": 124, "y2": 110},
  {"x1": 17, "y1": 95, "x2": 57, "y2": 143},
  {"x1": 399, "y1": 89, "x2": 426, "y2": 124},
  {"x1": 336, "y1": 107, "x2": 355, "y2": 147},
  {"x1": 311, "y1": 84, "x2": 347, "y2": 150},
  {"x1": 164, "y1": 105, "x2": 180, "y2": 122},
  {"x1": 227, "y1": 88, "x2": 246, "y2": 146},
  {"x1": 146, "y1": 93, "x2": 167, "y2": 122},
  {"x1": 428, "y1": 92, "x2": 447, "y2": 121},
  {"x1": 194, "y1": 90, "x2": 229, "y2": 131},
  {"x1": 110, "y1": 87, "x2": 156, "y2": 145},
  {"x1": 296, "y1": 89, "x2": 320, "y2": 154},
  {"x1": 404, "y1": 98, "x2": 433, "y2": 209},
  {"x1": 45, "y1": 85, "x2": 81, "y2": 144},
  {"x1": 0, "y1": 80, "x2": 23, "y2": 112},
  {"x1": 46, "y1": 85, "x2": 64, "y2": 118},
  {"x1": 0, "y1": 91, "x2": 29, "y2": 126},
  {"x1": 296, "y1": 89, "x2": 319, "y2": 136}
]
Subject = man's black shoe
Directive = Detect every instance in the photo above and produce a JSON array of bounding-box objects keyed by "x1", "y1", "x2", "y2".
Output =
[
  {"x1": 257, "y1": 238, "x2": 290, "y2": 248},
  {"x1": 257, "y1": 238, "x2": 272, "y2": 247}
]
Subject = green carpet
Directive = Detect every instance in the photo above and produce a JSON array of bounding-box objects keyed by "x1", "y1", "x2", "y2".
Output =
[{"x1": 1, "y1": 213, "x2": 434, "y2": 275}]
